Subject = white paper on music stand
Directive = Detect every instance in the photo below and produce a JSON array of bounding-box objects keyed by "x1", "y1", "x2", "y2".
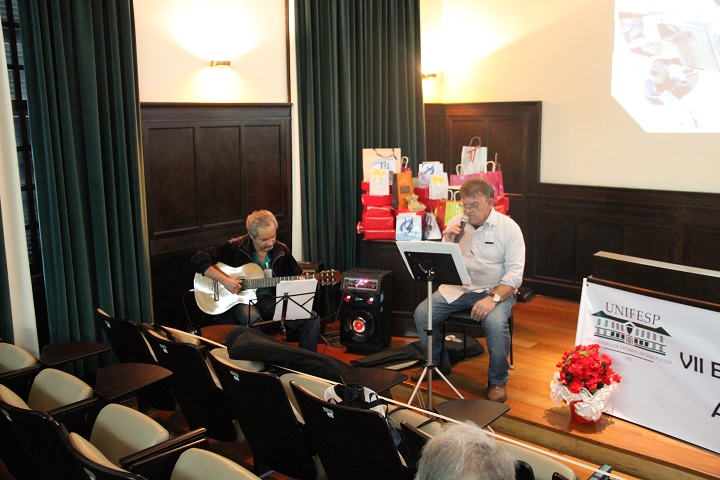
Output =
[{"x1": 273, "y1": 279, "x2": 318, "y2": 321}]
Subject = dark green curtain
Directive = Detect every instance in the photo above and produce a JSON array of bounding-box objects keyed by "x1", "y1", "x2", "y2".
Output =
[
  {"x1": 18, "y1": 0, "x2": 152, "y2": 345},
  {"x1": 295, "y1": 0, "x2": 426, "y2": 271}
]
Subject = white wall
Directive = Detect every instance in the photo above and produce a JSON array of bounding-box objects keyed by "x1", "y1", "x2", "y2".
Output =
[
  {"x1": 134, "y1": 0, "x2": 287, "y2": 103},
  {"x1": 134, "y1": 0, "x2": 720, "y2": 200},
  {"x1": 420, "y1": 0, "x2": 720, "y2": 194}
]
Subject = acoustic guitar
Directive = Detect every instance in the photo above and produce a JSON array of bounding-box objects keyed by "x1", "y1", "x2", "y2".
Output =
[{"x1": 194, "y1": 262, "x2": 342, "y2": 315}]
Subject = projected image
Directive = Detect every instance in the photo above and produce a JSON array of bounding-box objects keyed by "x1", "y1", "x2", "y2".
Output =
[{"x1": 613, "y1": 0, "x2": 720, "y2": 132}]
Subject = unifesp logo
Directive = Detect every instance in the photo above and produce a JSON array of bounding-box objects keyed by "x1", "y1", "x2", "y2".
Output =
[{"x1": 589, "y1": 303, "x2": 673, "y2": 365}]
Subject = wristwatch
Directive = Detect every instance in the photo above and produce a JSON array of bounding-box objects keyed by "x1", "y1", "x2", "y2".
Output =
[{"x1": 491, "y1": 293, "x2": 502, "y2": 303}]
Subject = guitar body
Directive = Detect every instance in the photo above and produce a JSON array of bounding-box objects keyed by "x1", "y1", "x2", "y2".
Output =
[
  {"x1": 194, "y1": 263, "x2": 265, "y2": 315},
  {"x1": 194, "y1": 262, "x2": 342, "y2": 315}
]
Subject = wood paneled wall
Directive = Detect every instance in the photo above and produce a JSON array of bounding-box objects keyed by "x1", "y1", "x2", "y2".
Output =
[
  {"x1": 141, "y1": 103, "x2": 292, "y2": 328},
  {"x1": 424, "y1": 102, "x2": 720, "y2": 301}
]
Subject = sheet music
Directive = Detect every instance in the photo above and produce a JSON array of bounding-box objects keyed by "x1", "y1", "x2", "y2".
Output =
[{"x1": 273, "y1": 279, "x2": 318, "y2": 321}]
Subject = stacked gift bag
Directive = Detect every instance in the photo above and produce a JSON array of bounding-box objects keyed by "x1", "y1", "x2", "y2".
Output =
[
  {"x1": 357, "y1": 149, "x2": 399, "y2": 239},
  {"x1": 358, "y1": 153, "x2": 453, "y2": 241},
  {"x1": 358, "y1": 175, "x2": 395, "y2": 240},
  {"x1": 414, "y1": 161, "x2": 442, "y2": 221}
]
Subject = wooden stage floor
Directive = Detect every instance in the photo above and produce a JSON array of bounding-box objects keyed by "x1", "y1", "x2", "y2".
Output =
[{"x1": 321, "y1": 295, "x2": 720, "y2": 480}]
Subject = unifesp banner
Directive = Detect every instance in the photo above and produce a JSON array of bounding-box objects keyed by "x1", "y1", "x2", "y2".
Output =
[{"x1": 577, "y1": 280, "x2": 720, "y2": 454}]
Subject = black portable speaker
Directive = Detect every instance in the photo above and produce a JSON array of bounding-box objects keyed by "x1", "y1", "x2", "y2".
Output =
[{"x1": 339, "y1": 269, "x2": 392, "y2": 352}]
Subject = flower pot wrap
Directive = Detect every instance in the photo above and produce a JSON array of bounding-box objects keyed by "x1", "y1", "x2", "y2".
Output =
[
  {"x1": 550, "y1": 344, "x2": 622, "y2": 423},
  {"x1": 551, "y1": 372, "x2": 618, "y2": 422}
]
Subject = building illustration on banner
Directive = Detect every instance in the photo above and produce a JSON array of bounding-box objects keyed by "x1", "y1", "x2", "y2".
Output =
[{"x1": 590, "y1": 310, "x2": 672, "y2": 357}]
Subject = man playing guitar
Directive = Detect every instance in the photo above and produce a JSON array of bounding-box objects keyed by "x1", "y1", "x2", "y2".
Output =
[{"x1": 191, "y1": 210, "x2": 320, "y2": 351}]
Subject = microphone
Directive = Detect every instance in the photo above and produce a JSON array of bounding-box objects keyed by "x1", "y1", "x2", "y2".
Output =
[{"x1": 455, "y1": 215, "x2": 469, "y2": 243}]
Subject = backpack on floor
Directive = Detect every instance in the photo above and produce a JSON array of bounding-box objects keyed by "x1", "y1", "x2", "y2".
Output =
[{"x1": 443, "y1": 332, "x2": 484, "y2": 363}]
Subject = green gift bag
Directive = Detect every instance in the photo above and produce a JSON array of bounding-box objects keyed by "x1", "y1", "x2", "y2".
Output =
[{"x1": 434, "y1": 190, "x2": 463, "y2": 232}]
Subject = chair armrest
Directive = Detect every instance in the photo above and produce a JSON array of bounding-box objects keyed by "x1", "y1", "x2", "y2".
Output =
[
  {"x1": 0, "y1": 364, "x2": 44, "y2": 399},
  {"x1": 48, "y1": 397, "x2": 104, "y2": 437},
  {"x1": 119, "y1": 427, "x2": 207, "y2": 466},
  {"x1": 121, "y1": 429, "x2": 208, "y2": 480}
]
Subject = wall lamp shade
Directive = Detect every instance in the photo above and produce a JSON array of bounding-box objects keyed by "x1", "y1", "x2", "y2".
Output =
[
  {"x1": 210, "y1": 60, "x2": 231, "y2": 69},
  {"x1": 422, "y1": 73, "x2": 437, "y2": 79}
]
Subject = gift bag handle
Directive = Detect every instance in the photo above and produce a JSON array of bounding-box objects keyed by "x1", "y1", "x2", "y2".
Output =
[
  {"x1": 486, "y1": 160, "x2": 496, "y2": 172},
  {"x1": 401, "y1": 156, "x2": 409, "y2": 169},
  {"x1": 468, "y1": 136, "x2": 482, "y2": 147},
  {"x1": 456, "y1": 164, "x2": 466, "y2": 175},
  {"x1": 447, "y1": 190, "x2": 459, "y2": 201},
  {"x1": 374, "y1": 148, "x2": 399, "y2": 160}
]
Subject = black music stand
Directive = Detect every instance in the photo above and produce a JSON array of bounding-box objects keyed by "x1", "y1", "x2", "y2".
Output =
[
  {"x1": 397, "y1": 241, "x2": 471, "y2": 409},
  {"x1": 250, "y1": 279, "x2": 319, "y2": 343}
]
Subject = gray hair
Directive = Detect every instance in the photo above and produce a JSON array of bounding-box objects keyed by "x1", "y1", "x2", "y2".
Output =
[
  {"x1": 246, "y1": 210, "x2": 278, "y2": 237},
  {"x1": 459, "y1": 178, "x2": 494, "y2": 201},
  {"x1": 415, "y1": 422, "x2": 516, "y2": 480}
]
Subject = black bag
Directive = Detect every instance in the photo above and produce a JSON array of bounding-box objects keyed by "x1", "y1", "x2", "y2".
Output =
[
  {"x1": 325, "y1": 383, "x2": 402, "y2": 447},
  {"x1": 443, "y1": 332, "x2": 484, "y2": 363}
]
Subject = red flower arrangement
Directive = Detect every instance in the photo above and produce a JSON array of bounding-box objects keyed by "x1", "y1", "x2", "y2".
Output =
[{"x1": 556, "y1": 343, "x2": 622, "y2": 394}]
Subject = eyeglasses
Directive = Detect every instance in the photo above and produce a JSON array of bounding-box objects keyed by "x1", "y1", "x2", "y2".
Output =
[{"x1": 460, "y1": 198, "x2": 489, "y2": 212}]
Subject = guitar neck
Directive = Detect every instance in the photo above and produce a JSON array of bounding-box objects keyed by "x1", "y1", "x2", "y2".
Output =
[{"x1": 245, "y1": 275, "x2": 306, "y2": 290}]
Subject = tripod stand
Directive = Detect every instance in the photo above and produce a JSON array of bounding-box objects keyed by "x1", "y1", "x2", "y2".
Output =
[
  {"x1": 407, "y1": 267, "x2": 464, "y2": 409},
  {"x1": 396, "y1": 241, "x2": 471, "y2": 409}
]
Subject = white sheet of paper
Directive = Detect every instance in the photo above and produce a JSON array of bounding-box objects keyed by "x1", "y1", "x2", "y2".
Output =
[{"x1": 273, "y1": 279, "x2": 318, "y2": 321}]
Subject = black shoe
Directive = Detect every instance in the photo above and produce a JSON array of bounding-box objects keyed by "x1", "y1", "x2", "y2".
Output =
[{"x1": 410, "y1": 359, "x2": 451, "y2": 382}]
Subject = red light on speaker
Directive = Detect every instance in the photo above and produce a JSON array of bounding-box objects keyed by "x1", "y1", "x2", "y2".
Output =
[
  {"x1": 366, "y1": 295, "x2": 375, "y2": 305},
  {"x1": 343, "y1": 293, "x2": 353, "y2": 303},
  {"x1": 352, "y1": 318, "x2": 366, "y2": 333}
]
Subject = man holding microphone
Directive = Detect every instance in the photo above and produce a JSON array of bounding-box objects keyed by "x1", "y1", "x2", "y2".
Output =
[{"x1": 411, "y1": 178, "x2": 525, "y2": 403}]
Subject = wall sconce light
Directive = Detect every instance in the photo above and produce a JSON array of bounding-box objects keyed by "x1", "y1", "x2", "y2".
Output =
[
  {"x1": 210, "y1": 60, "x2": 231, "y2": 69},
  {"x1": 422, "y1": 73, "x2": 437, "y2": 79}
]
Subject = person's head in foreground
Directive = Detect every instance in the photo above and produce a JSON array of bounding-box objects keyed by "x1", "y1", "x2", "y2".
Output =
[{"x1": 415, "y1": 421, "x2": 516, "y2": 480}]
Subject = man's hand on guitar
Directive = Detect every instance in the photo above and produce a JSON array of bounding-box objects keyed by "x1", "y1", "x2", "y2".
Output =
[{"x1": 221, "y1": 277, "x2": 243, "y2": 295}]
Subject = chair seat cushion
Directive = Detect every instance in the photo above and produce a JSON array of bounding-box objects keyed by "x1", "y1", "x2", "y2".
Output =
[{"x1": 445, "y1": 310, "x2": 478, "y2": 326}]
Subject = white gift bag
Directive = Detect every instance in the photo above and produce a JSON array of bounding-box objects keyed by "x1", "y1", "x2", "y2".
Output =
[
  {"x1": 460, "y1": 136, "x2": 488, "y2": 174},
  {"x1": 418, "y1": 161, "x2": 443, "y2": 188},
  {"x1": 395, "y1": 213, "x2": 422, "y2": 241},
  {"x1": 363, "y1": 148, "x2": 400, "y2": 181}
]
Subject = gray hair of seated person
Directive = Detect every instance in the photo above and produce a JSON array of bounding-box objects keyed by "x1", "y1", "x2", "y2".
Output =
[
  {"x1": 246, "y1": 210, "x2": 278, "y2": 238},
  {"x1": 459, "y1": 177, "x2": 494, "y2": 202},
  {"x1": 415, "y1": 421, "x2": 516, "y2": 480}
]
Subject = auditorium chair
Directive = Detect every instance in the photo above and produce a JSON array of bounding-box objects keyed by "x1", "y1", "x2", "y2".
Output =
[
  {"x1": 168, "y1": 448, "x2": 262, "y2": 480},
  {"x1": 501, "y1": 441, "x2": 577, "y2": 480},
  {"x1": 399, "y1": 420, "x2": 431, "y2": 472},
  {"x1": 278, "y1": 369, "x2": 445, "y2": 437},
  {"x1": 66, "y1": 443, "x2": 261, "y2": 480},
  {"x1": 0, "y1": 341, "x2": 39, "y2": 372},
  {"x1": 208, "y1": 350, "x2": 325, "y2": 479},
  {"x1": 0, "y1": 369, "x2": 99, "y2": 479},
  {"x1": 440, "y1": 308, "x2": 514, "y2": 368},
  {"x1": 0, "y1": 342, "x2": 44, "y2": 400},
  {"x1": 141, "y1": 323, "x2": 253, "y2": 441},
  {"x1": 290, "y1": 381, "x2": 413, "y2": 480},
  {"x1": 95, "y1": 308, "x2": 176, "y2": 411},
  {"x1": 0, "y1": 399, "x2": 209, "y2": 480},
  {"x1": 0, "y1": 366, "x2": 100, "y2": 435}
]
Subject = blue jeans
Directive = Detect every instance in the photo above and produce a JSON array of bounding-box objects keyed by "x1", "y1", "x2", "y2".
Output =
[{"x1": 413, "y1": 290, "x2": 515, "y2": 386}]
